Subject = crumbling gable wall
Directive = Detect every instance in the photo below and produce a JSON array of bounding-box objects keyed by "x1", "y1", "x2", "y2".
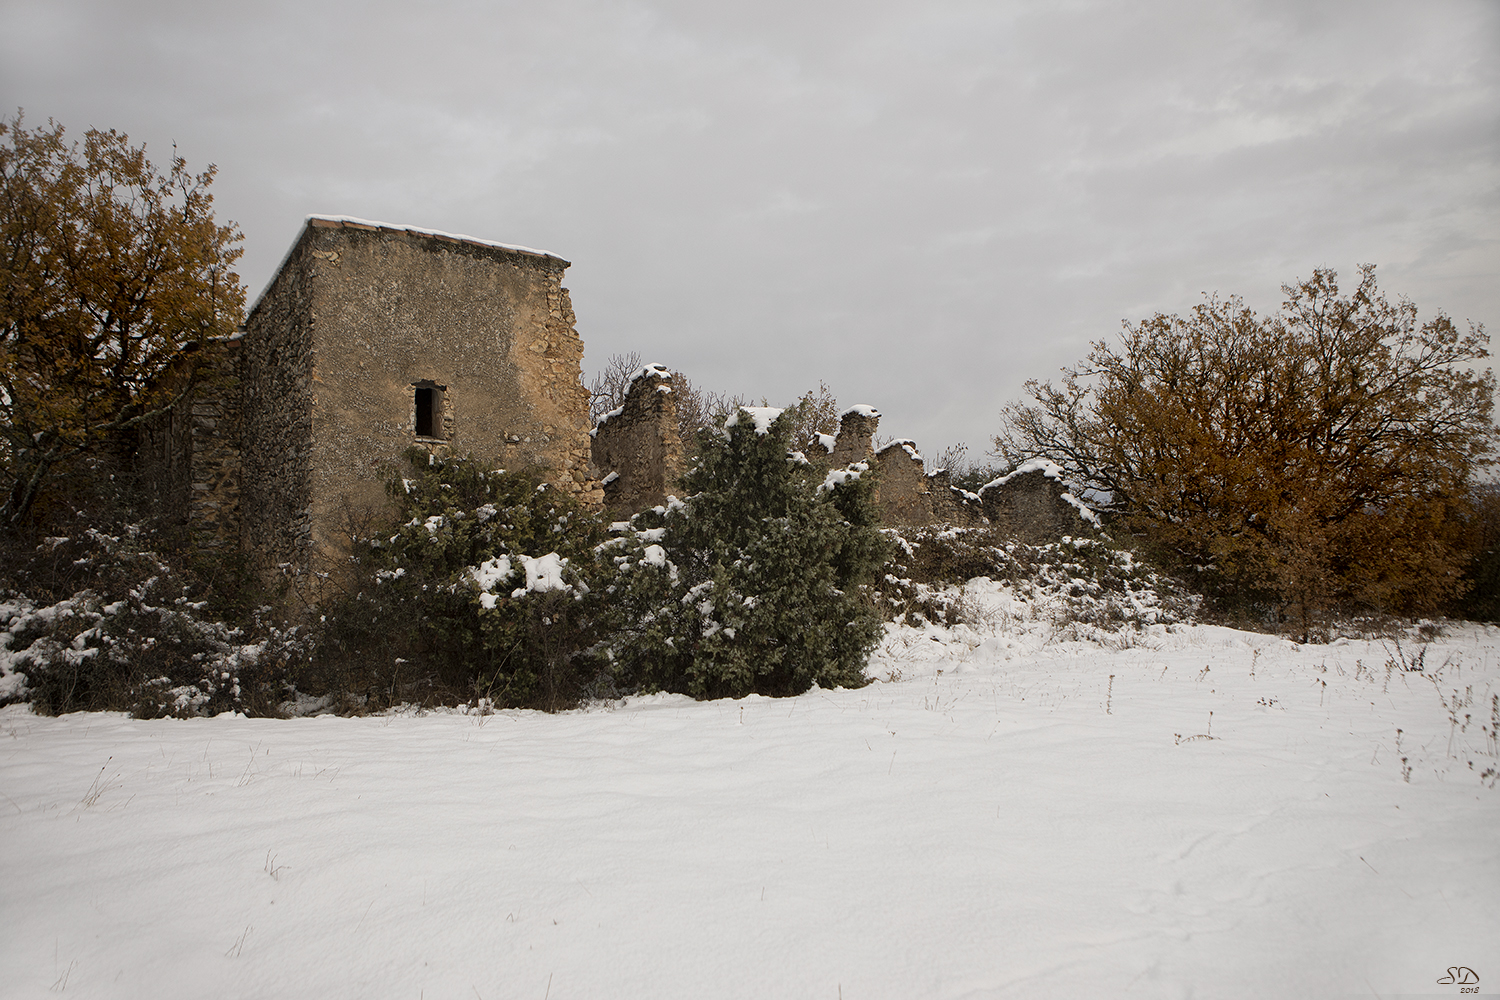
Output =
[
  {"x1": 238, "y1": 216, "x2": 600, "y2": 577},
  {"x1": 873, "y1": 440, "x2": 935, "y2": 527},
  {"x1": 590, "y1": 364, "x2": 684, "y2": 519},
  {"x1": 977, "y1": 459, "x2": 1097, "y2": 543}
]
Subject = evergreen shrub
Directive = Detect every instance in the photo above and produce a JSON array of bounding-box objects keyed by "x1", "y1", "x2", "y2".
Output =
[
  {"x1": 313, "y1": 449, "x2": 608, "y2": 710},
  {"x1": 2, "y1": 526, "x2": 305, "y2": 716},
  {"x1": 601, "y1": 407, "x2": 890, "y2": 699}
]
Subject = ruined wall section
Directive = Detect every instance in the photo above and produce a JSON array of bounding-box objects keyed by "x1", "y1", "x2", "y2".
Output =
[
  {"x1": 590, "y1": 364, "x2": 683, "y2": 519},
  {"x1": 133, "y1": 373, "x2": 194, "y2": 530},
  {"x1": 873, "y1": 440, "x2": 935, "y2": 527},
  {"x1": 926, "y1": 469, "x2": 986, "y2": 528},
  {"x1": 517, "y1": 261, "x2": 601, "y2": 506},
  {"x1": 132, "y1": 344, "x2": 243, "y2": 548},
  {"x1": 185, "y1": 349, "x2": 244, "y2": 550},
  {"x1": 239, "y1": 232, "x2": 317, "y2": 572},
  {"x1": 978, "y1": 461, "x2": 1094, "y2": 543},
  {"x1": 828, "y1": 406, "x2": 880, "y2": 467}
]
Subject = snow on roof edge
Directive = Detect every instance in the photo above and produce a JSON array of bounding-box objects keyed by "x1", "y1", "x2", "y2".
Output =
[
  {"x1": 305, "y1": 216, "x2": 564, "y2": 262},
  {"x1": 246, "y1": 215, "x2": 568, "y2": 319}
]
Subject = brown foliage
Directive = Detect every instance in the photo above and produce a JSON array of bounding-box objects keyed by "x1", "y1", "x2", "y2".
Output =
[
  {"x1": 0, "y1": 112, "x2": 245, "y2": 527},
  {"x1": 1454, "y1": 482, "x2": 1500, "y2": 621},
  {"x1": 996, "y1": 266, "x2": 1497, "y2": 624}
]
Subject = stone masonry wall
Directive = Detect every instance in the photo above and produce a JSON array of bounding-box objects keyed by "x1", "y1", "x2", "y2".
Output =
[
  {"x1": 185, "y1": 355, "x2": 243, "y2": 550},
  {"x1": 926, "y1": 469, "x2": 985, "y2": 528},
  {"x1": 977, "y1": 462, "x2": 1091, "y2": 543},
  {"x1": 873, "y1": 440, "x2": 935, "y2": 527},
  {"x1": 252, "y1": 218, "x2": 602, "y2": 576},
  {"x1": 590, "y1": 364, "x2": 684, "y2": 519},
  {"x1": 133, "y1": 345, "x2": 242, "y2": 548},
  {"x1": 828, "y1": 406, "x2": 880, "y2": 467},
  {"x1": 239, "y1": 232, "x2": 317, "y2": 573}
]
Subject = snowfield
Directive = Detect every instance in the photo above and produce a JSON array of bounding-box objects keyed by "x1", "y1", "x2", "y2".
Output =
[{"x1": 2, "y1": 581, "x2": 1497, "y2": 999}]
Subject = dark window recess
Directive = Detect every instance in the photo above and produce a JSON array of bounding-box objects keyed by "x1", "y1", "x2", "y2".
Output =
[{"x1": 415, "y1": 386, "x2": 441, "y2": 438}]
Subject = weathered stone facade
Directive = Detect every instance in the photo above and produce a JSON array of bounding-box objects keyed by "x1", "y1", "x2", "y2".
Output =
[
  {"x1": 589, "y1": 364, "x2": 684, "y2": 519},
  {"x1": 151, "y1": 215, "x2": 601, "y2": 579}
]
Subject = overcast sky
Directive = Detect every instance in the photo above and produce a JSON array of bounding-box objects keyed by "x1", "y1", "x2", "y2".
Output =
[{"x1": 4, "y1": 0, "x2": 1496, "y2": 461}]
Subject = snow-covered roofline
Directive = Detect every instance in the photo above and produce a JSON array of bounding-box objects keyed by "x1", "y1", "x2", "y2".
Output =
[
  {"x1": 306, "y1": 215, "x2": 565, "y2": 263},
  {"x1": 248, "y1": 215, "x2": 568, "y2": 319}
]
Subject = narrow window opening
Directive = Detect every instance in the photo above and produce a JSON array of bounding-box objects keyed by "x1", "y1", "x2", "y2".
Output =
[{"x1": 414, "y1": 384, "x2": 445, "y2": 438}]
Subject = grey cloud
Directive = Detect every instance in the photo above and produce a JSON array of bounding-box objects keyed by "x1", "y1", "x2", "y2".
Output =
[{"x1": 1, "y1": 0, "x2": 1494, "y2": 453}]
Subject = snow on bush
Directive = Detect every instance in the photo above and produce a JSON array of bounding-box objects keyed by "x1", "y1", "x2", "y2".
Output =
[
  {"x1": 598, "y1": 406, "x2": 891, "y2": 699},
  {"x1": 877, "y1": 525, "x2": 1197, "y2": 639},
  {"x1": 0, "y1": 530, "x2": 306, "y2": 717}
]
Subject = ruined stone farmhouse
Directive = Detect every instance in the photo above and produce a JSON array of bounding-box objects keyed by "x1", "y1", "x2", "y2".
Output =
[
  {"x1": 143, "y1": 216, "x2": 600, "y2": 578},
  {"x1": 143, "y1": 214, "x2": 1092, "y2": 581}
]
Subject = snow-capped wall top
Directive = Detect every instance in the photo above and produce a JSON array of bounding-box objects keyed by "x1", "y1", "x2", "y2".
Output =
[
  {"x1": 875, "y1": 438, "x2": 923, "y2": 462},
  {"x1": 1060, "y1": 492, "x2": 1102, "y2": 527},
  {"x1": 981, "y1": 457, "x2": 1067, "y2": 491},
  {"x1": 725, "y1": 406, "x2": 784, "y2": 435},
  {"x1": 840, "y1": 404, "x2": 880, "y2": 419},
  {"x1": 592, "y1": 365, "x2": 673, "y2": 436},
  {"x1": 305, "y1": 215, "x2": 565, "y2": 263},
  {"x1": 625, "y1": 364, "x2": 673, "y2": 394}
]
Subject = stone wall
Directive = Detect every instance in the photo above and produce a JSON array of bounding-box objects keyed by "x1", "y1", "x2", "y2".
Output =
[
  {"x1": 239, "y1": 230, "x2": 317, "y2": 573},
  {"x1": 590, "y1": 364, "x2": 684, "y2": 519},
  {"x1": 235, "y1": 216, "x2": 601, "y2": 579},
  {"x1": 828, "y1": 406, "x2": 880, "y2": 467},
  {"x1": 977, "y1": 460, "x2": 1094, "y2": 543},
  {"x1": 873, "y1": 440, "x2": 935, "y2": 527},
  {"x1": 926, "y1": 469, "x2": 986, "y2": 528},
  {"x1": 184, "y1": 357, "x2": 244, "y2": 551},
  {"x1": 134, "y1": 346, "x2": 245, "y2": 550}
]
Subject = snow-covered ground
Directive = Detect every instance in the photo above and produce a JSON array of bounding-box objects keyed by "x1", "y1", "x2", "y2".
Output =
[{"x1": 3, "y1": 580, "x2": 1497, "y2": 999}]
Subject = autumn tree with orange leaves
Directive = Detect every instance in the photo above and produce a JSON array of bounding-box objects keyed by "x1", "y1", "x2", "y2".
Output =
[
  {"x1": 0, "y1": 113, "x2": 245, "y2": 528},
  {"x1": 995, "y1": 267, "x2": 1497, "y2": 629}
]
